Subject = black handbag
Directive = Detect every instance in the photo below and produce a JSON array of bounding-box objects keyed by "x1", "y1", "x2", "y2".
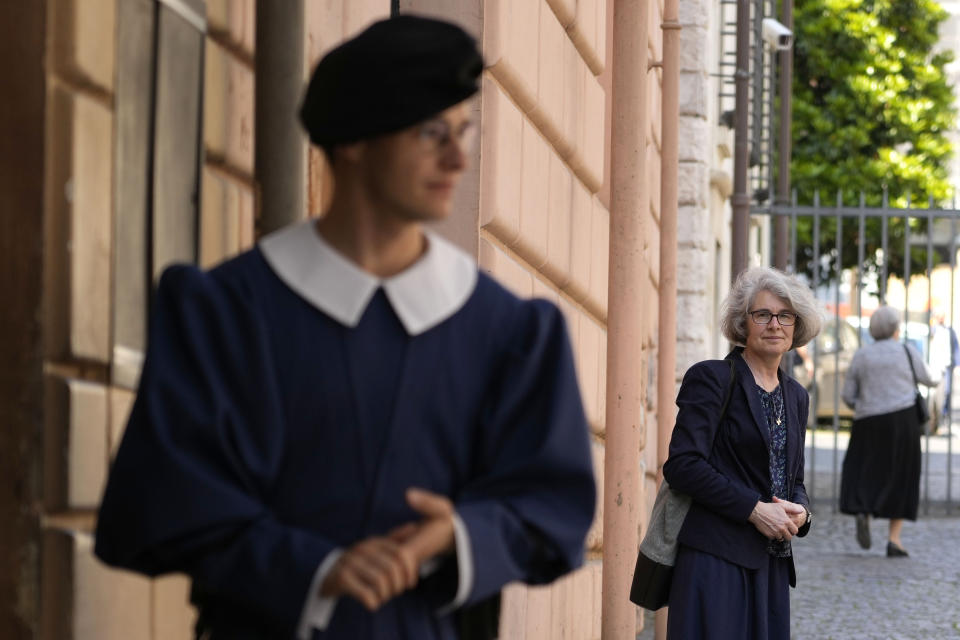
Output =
[
  {"x1": 629, "y1": 358, "x2": 736, "y2": 611},
  {"x1": 904, "y1": 344, "x2": 931, "y2": 427},
  {"x1": 628, "y1": 482, "x2": 690, "y2": 611}
]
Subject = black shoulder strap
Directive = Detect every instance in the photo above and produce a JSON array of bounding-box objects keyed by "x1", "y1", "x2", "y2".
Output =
[
  {"x1": 719, "y1": 357, "x2": 736, "y2": 419},
  {"x1": 904, "y1": 343, "x2": 920, "y2": 390}
]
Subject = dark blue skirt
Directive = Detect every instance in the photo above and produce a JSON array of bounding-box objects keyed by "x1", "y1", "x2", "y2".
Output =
[{"x1": 666, "y1": 545, "x2": 791, "y2": 640}]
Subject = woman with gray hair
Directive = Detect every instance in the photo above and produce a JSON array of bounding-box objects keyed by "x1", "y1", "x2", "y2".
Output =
[
  {"x1": 662, "y1": 266, "x2": 822, "y2": 638},
  {"x1": 840, "y1": 305, "x2": 937, "y2": 557}
]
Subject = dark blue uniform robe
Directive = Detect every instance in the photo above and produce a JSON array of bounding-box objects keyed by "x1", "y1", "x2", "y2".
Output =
[{"x1": 94, "y1": 230, "x2": 596, "y2": 639}]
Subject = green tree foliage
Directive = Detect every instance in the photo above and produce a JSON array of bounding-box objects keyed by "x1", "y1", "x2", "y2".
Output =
[{"x1": 789, "y1": 0, "x2": 956, "y2": 279}]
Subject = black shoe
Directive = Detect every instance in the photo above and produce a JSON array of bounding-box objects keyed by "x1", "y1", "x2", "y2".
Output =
[
  {"x1": 855, "y1": 513, "x2": 871, "y2": 549},
  {"x1": 887, "y1": 541, "x2": 909, "y2": 557}
]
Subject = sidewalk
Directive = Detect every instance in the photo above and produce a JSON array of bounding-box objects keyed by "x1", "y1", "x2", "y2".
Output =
[
  {"x1": 790, "y1": 510, "x2": 960, "y2": 639},
  {"x1": 636, "y1": 510, "x2": 960, "y2": 639},
  {"x1": 636, "y1": 429, "x2": 960, "y2": 639}
]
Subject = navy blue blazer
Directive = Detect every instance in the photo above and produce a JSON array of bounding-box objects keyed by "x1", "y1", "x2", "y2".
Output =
[{"x1": 662, "y1": 349, "x2": 811, "y2": 586}]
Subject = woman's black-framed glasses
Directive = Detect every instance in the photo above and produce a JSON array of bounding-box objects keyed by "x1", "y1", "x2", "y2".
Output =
[{"x1": 748, "y1": 309, "x2": 797, "y2": 326}]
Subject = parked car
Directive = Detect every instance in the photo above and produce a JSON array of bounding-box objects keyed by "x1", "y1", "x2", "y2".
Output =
[
  {"x1": 791, "y1": 317, "x2": 943, "y2": 432},
  {"x1": 791, "y1": 319, "x2": 857, "y2": 424}
]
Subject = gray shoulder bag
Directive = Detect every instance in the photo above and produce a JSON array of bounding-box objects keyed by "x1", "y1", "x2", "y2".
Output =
[{"x1": 629, "y1": 358, "x2": 736, "y2": 611}]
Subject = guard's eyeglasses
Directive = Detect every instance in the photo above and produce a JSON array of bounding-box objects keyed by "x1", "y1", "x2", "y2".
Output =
[
  {"x1": 416, "y1": 118, "x2": 477, "y2": 154},
  {"x1": 748, "y1": 309, "x2": 797, "y2": 326}
]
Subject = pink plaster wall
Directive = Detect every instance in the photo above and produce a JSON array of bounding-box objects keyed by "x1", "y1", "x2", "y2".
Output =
[
  {"x1": 36, "y1": 0, "x2": 664, "y2": 636},
  {"x1": 398, "y1": 0, "x2": 663, "y2": 638}
]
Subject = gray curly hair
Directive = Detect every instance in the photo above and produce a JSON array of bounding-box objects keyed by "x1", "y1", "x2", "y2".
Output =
[
  {"x1": 868, "y1": 305, "x2": 900, "y2": 340},
  {"x1": 720, "y1": 267, "x2": 824, "y2": 349}
]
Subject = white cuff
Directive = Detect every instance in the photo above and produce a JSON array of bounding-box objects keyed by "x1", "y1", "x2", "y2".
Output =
[
  {"x1": 436, "y1": 511, "x2": 473, "y2": 615},
  {"x1": 295, "y1": 549, "x2": 343, "y2": 640}
]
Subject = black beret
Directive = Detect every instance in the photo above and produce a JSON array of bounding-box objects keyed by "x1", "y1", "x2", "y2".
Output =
[{"x1": 300, "y1": 15, "x2": 484, "y2": 147}]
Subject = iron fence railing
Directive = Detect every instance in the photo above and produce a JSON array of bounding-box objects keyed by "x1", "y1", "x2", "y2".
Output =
[{"x1": 754, "y1": 191, "x2": 960, "y2": 515}]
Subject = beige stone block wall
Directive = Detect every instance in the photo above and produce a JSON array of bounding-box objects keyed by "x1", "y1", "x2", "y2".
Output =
[
  {"x1": 473, "y1": 1, "x2": 629, "y2": 637},
  {"x1": 199, "y1": 166, "x2": 256, "y2": 269},
  {"x1": 207, "y1": 0, "x2": 255, "y2": 57},
  {"x1": 41, "y1": 531, "x2": 152, "y2": 640},
  {"x1": 485, "y1": 0, "x2": 606, "y2": 194},
  {"x1": 50, "y1": 0, "x2": 117, "y2": 94},
  {"x1": 571, "y1": 0, "x2": 606, "y2": 74},
  {"x1": 108, "y1": 387, "x2": 135, "y2": 457},
  {"x1": 41, "y1": 1, "x2": 261, "y2": 636},
  {"x1": 41, "y1": 528, "x2": 195, "y2": 640},
  {"x1": 567, "y1": 182, "x2": 594, "y2": 301},
  {"x1": 499, "y1": 559, "x2": 603, "y2": 639},
  {"x1": 45, "y1": 86, "x2": 114, "y2": 364},
  {"x1": 586, "y1": 199, "x2": 610, "y2": 318},
  {"x1": 542, "y1": 154, "x2": 573, "y2": 286},
  {"x1": 203, "y1": 39, "x2": 254, "y2": 176},
  {"x1": 44, "y1": 378, "x2": 109, "y2": 512},
  {"x1": 478, "y1": 239, "x2": 536, "y2": 298},
  {"x1": 584, "y1": 441, "x2": 605, "y2": 550},
  {"x1": 517, "y1": 122, "x2": 551, "y2": 268},
  {"x1": 33, "y1": 0, "x2": 665, "y2": 636},
  {"x1": 306, "y1": 0, "x2": 388, "y2": 61},
  {"x1": 203, "y1": 12, "x2": 256, "y2": 267},
  {"x1": 578, "y1": 317, "x2": 603, "y2": 428},
  {"x1": 151, "y1": 575, "x2": 196, "y2": 640},
  {"x1": 41, "y1": 0, "x2": 124, "y2": 635},
  {"x1": 479, "y1": 77, "x2": 523, "y2": 244}
]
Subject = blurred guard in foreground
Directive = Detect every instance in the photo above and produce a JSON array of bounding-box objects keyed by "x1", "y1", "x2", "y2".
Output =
[{"x1": 95, "y1": 15, "x2": 595, "y2": 640}]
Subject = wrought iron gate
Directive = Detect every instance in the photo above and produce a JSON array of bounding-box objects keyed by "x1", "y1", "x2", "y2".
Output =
[{"x1": 758, "y1": 191, "x2": 960, "y2": 515}]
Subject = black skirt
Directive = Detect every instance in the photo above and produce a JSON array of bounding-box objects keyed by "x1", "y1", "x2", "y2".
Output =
[{"x1": 839, "y1": 405, "x2": 921, "y2": 520}]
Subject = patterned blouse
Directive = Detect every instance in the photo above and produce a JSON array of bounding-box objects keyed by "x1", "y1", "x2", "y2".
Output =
[{"x1": 756, "y1": 383, "x2": 792, "y2": 558}]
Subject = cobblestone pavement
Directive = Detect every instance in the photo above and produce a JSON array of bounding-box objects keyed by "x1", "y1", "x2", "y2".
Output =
[
  {"x1": 789, "y1": 510, "x2": 960, "y2": 639},
  {"x1": 636, "y1": 430, "x2": 960, "y2": 639},
  {"x1": 636, "y1": 511, "x2": 960, "y2": 639}
]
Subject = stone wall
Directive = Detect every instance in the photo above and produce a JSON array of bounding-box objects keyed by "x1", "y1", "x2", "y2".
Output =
[
  {"x1": 37, "y1": 1, "x2": 263, "y2": 637},
  {"x1": 469, "y1": 1, "x2": 613, "y2": 636},
  {"x1": 10, "y1": 0, "x2": 679, "y2": 637},
  {"x1": 677, "y1": 0, "x2": 732, "y2": 379}
]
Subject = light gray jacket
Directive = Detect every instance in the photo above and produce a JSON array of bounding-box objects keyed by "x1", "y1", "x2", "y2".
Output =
[{"x1": 842, "y1": 338, "x2": 938, "y2": 420}]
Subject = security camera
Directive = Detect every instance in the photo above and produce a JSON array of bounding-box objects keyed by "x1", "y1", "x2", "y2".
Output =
[{"x1": 762, "y1": 18, "x2": 793, "y2": 51}]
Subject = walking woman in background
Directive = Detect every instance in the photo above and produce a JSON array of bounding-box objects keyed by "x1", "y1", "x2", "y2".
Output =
[
  {"x1": 840, "y1": 305, "x2": 938, "y2": 557},
  {"x1": 663, "y1": 267, "x2": 822, "y2": 639}
]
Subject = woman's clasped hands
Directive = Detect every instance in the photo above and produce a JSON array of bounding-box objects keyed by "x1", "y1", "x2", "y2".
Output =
[{"x1": 748, "y1": 497, "x2": 807, "y2": 541}]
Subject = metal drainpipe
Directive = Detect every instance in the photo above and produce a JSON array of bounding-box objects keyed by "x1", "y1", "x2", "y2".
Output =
[
  {"x1": 731, "y1": 0, "x2": 751, "y2": 282},
  {"x1": 774, "y1": 0, "x2": 794, "y2": 271},
  {"x1": 601, "y1": 0, "x2": 650, "y2": 637},
  {"x1": 654, "y1": 2, "x2": 681, "y2": 638},
  {"x1": 255, "y1": 0, "x2": 306, "y2": 234}
]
